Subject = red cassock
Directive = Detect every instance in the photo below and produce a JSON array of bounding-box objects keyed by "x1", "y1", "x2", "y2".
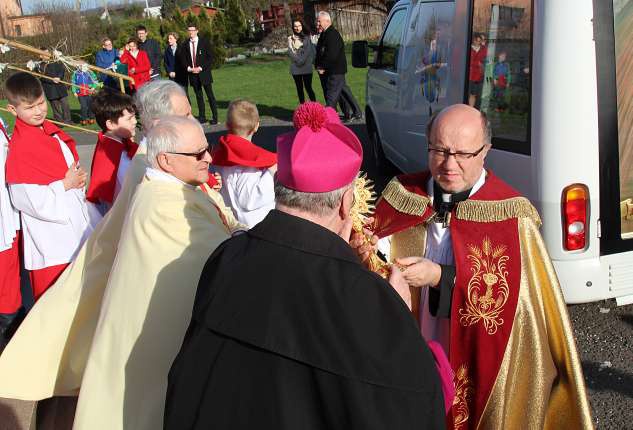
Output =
[
  {"x1": 120, "y1": 49, "x2": 151, "y2": 90},
  {"x1": 5, "y1": 119, "x2": 81, "y2": 300},
  {"x1": 86, "y1": 132, "x2": 138, "y2": 205}
]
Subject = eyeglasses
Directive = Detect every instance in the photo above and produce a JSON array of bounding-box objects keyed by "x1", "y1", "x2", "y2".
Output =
[
  {"x1": 428, "y1": 144, "x2": 486, "y2": 162},
  {"x1": 165, "y1": 146, "x2": 210, "y2": 161}
]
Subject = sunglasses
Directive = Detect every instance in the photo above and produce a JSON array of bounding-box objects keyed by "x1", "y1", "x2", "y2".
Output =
[{"x1": 165, "y1": 146, "x2": 210, "y2": 161}]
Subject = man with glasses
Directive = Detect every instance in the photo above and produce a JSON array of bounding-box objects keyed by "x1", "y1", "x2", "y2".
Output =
[
  {"x1": 95, "y1": 37, "x2": 119, "y2": 89},
  {"x1": 71, "y1": 116, "x2": 243, "y2": 429},
  {"x1": 355, "y1": 104, "x2": 593, "y2": 429}
]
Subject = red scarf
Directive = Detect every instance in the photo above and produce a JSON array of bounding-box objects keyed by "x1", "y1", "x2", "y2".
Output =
[
  {"x1": 374, "y1": 171, "x2": 524, "y2": 430},
  {"x1": 86, "y1": 132, "x2": 139, "y2": 204},
  {"x1": 6, "y1": 118, "x2": 79, "y2": 185},
  {"x1": 211, "y1": 134, "x2": 277, "y2": 168}
]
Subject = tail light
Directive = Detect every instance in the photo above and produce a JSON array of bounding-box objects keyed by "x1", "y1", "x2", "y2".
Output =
[{"x1": 562, "y1": 184, "x2": 588, "y2": 251}]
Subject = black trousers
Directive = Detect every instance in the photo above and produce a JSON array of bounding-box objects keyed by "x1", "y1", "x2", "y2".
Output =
[
  {"x1": 189, "y1": 74, "x2": 218, "y2": 121},
  {"x1": 49, "y1": 96, "x2": 71, "y2": 123},
  {"x1": 319, "y1": 73, "x2": 361, "y2": 118},
  {"x1": 292, "y1": 73, "x2": 316, "y2": 104}
]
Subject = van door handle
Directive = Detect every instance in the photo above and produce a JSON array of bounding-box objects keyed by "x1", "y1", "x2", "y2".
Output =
[{"x1": 388, "y1": 79, "x2": 396, "y2": 86}]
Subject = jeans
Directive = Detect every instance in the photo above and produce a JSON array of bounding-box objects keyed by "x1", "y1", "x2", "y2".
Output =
[
  {"x1": 292, "y1": 73, "x2": 316, "y2": 104},
  {"x1": 78, "y1": 95, "x2": 94, "y2": 121}
]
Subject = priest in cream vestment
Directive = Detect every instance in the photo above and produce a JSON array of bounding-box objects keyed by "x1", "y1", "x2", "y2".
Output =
[{"x1": 0, "y1": 82, "x2": 241, "y2": 425}]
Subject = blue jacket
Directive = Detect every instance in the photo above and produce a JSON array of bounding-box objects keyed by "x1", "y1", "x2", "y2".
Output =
[{"x1": 95, "y1": 48, "x2": 119, "y2": 85}]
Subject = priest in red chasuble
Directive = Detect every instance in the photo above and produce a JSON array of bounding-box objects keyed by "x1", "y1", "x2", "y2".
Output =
[{"x1": 362, "y1": 104, "x2": 593, "y2": 429}]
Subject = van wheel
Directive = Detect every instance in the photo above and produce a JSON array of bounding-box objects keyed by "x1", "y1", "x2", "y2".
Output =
[{"x1": 367, "y1": 115, "x2": 388, "y2": 168}]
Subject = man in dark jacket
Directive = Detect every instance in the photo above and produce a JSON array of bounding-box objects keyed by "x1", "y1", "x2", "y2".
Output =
[
  {"x1": 137, "y1": 25, "x2": 161, "y2": 80},
  {"x1": 315, "y1": 11, "x2": 362, "y2": 121},
  {"x1": 37, "y1": 55, "x2": 71, "y2": 123},
  {"x1": 164, "y1": 105, "x2": 445, "y2": 430},
  {"x1": 178, "y1": 24, "x2": 218, "y2": 125}
]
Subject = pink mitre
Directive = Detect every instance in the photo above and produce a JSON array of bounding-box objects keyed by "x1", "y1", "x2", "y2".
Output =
[{"x1": 277, "y1": 102, "x2": 363, "y2": 193}]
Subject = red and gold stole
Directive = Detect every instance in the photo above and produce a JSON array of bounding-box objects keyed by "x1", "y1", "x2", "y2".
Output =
[{"x1": 374, "y1": 170, "x2": 541, "y2": 430}]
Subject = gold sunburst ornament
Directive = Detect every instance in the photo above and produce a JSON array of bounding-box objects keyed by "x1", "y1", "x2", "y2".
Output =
[{"x1": 350, "y1": 173, "x2": 392, "y2": 278}]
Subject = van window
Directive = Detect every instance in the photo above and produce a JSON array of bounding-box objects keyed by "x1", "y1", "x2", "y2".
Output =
[
  {"x1": 613, "y1": 0, "x2": 633, "y2": 238},
  {"x1": 467, "y1": 0, "x2": 533, "y2": 154},
  {"x1": 379, "y1": 8, "x2": 407, "y2": 71}
]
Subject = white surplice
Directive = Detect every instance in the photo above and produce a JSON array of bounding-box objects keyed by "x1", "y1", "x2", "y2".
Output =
[
  {"x1": 215, "y1": 165, "x2": 275, "y2": 229},
  {"x1": 9, "y1": 136, "x2": 101, "y2": 270},
  {"x1": 0, "y1": 121, "x2": 19, "y2": 252}
]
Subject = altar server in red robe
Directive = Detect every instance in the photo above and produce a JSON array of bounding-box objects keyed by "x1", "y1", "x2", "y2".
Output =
[
  {"x1": 87, "y1": 90, "x2": 139, "y2": 214},
  {"x1": 4, "y1": 72, "x2": 100, "y2": 300}
]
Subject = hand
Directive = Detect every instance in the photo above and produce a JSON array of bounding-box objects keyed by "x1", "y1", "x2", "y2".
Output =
[
  {"x1": 212, "y1": 172, "x2": 222, "y2": 191},
  {"x1": 169, "y1": 72, "x2": 176, "y2": 78},
  {"x1": 73, "y1": 93, "x2": 78, "y2": 97},
  {"x1": 52, "y1": 77, "x2": 60, "y2": 84},
  {"x1": 349, "y1": 219, "x2": 378, "y2": 264},
  {"x1": 396, "y1": 256, "x2": 442, "y2": 288},
  {"x1": 130, "y1": 68, "x2": 135, "y2": 74},
  {"x1": 150, "y1": 68, "x2": 154, "y2": 74},
  {"x1": 388, "y1": 266, "x2": 411, "y2": 310},
  {"x1": 63, "y1": 162, "x2": 87, "y2": 190},
  {"x1": 317, "y1": 68, "x2": 325, "y2": 75}
]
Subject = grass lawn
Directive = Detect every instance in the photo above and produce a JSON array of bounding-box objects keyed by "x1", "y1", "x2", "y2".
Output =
[{"x1": 1, "y1": 50, "x2": 368, "y2": 131}]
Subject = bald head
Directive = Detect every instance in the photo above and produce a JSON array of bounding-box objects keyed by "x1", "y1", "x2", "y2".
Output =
[{"x1": 427, "y1": 104, "x2": 491, "y2": 193}]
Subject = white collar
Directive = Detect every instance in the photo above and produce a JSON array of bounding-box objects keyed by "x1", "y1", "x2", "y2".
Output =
[
  {"x1": 190, "y1": 37, "x2": 198, "y2": 43},
  {"x1": 145, "y1": 167, "x2": 194, "y2": 188},
  {"x1": 427, "y1": 169, "x2": 487, "y2": 202}
]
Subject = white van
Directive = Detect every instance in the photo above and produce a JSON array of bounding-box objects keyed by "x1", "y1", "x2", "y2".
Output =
[{"x1": 352, "y1": 0, "x2": 633, "y2": 305}]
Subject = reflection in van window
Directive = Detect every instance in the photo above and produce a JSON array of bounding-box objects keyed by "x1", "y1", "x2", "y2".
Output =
[
  {"x1": 613, "y1": 0, "x2": 633, "y2": 237},
  {"x1": 467, "y1": 0, "x2": 532, "y2": 148},
  {"x1": 379, "y1": 9, "x2": 407, "y2": 71}
]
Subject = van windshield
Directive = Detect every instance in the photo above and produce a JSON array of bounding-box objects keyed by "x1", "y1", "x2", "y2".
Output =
[
  {"x1": 466, "y1": 0, "x2": 532, "y2": 154},
  {"x1": 613, "y1": 0, "x2": 633, "y2": 238}
]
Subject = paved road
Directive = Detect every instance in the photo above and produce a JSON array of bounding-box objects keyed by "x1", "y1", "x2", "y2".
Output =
[{"x1": 2, "y1": 120, "x2": 631, "y2": 429}]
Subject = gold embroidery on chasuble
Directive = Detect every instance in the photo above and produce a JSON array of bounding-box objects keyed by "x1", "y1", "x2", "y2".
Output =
[
  {"x1": 458, "y1": 236, "x2": 510, "y2": 335},
  {"x1": 453, "y1": 364, "x2": 474, "y2": 429}
]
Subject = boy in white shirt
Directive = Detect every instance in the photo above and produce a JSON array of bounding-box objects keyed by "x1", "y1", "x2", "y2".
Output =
[
  {"x1": 211, "y1": 99, "x2": 277, "y2": 228},
  {"x1": 4, "y1": 72, "x2": 100, "y2": 301}
]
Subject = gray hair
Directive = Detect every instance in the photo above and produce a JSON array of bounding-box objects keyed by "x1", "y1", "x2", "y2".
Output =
[
  {"x1": 318, "y1": 11, "x2": 331, "y2": 21},
  {"x1": 146, "y1": 116, "x2": 204, "y2": 168},
  {"x1": 135, "y1": 80, "x2": 187, "y2": 128},
  {"x1": 426, "y1": 109, "x2": 491, "y2": 147},
  {"x1": 274, "y1": 178, "x2": 351, "y2": 216}
]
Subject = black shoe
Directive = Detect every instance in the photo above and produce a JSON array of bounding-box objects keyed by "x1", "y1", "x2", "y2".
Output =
[
  {"x1": 209, "y1": 118, "x2": 218, "y2": 125},
  {"x1": 196, "y1": 117, "x2": 206, "y2": 124},
  {"x1": 352, "y1": 113, "x2": 363, "y2": 122}
]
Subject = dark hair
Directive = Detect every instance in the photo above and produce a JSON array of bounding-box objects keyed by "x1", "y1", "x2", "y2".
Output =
[
  {"x1": 136, "y1": 25, "x2": 147, "y2": 32},
  {"x1": 5, "y1": 72, "x2": 44, "y2": 106},
  {"x1": 127, "y1": 37, "x2": 139, "y2": 46},
  {"x1": 92, "y1": 89, "x2": 137, "y2": 131},
  {"x1": 186, "y1": 23, "x2": 198, "y2": 30},
  {"x1": 291, "y1": 17, "x2": 308, "y2": 37}
]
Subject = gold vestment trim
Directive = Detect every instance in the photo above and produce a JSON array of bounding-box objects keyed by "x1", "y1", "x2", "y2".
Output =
[
  {"x1": 381, "y1": 178, "x2": 431, "y2": 216},
  {"x1": 455, "y1": 197, "x2": 542, "y2": 226}
]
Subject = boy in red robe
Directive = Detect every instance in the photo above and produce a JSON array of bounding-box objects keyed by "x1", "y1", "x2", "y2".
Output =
[
  {"x1": 4, "y1": 72, "x2": 100, "y2": 300},
  {"x1": 87, "y1": 90, "x2": 139, "y2": 214},
  {"x1": 211, "y1": 99, "x2": 277, "y2": 228}
]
